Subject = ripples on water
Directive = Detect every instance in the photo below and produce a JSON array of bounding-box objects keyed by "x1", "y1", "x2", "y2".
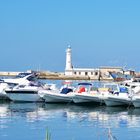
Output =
[{"x1": 0, "y1": 102, "x2": 140, "y2": 140}]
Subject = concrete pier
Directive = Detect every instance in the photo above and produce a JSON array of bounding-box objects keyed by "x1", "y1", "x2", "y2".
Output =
[
  {"x1": 0, "y1": 71, "x2": 113, "y2": 81},
  {"x1": 39, "y1": 71, "x2": 113, "y2": 81},
  {"x1": 0, "y1": 72, "x2": 20, "y2": 77}
]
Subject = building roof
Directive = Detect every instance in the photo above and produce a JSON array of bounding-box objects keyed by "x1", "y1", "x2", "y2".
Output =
[
  {"x1": 99, "y1": 66, "x2": 123, "y2": 70},
  {"x1": 70, "y1": 68, "x2": 99, "y2": 72}
]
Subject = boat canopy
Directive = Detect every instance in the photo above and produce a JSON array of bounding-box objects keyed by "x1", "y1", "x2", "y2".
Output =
[{"x1": 78, "y1": 83, "x2": 92, "y2": 86}]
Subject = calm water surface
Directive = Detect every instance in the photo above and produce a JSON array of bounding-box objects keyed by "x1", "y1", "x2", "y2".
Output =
[{"x1": 0, "y1": 102, "x2": 140, "y2": 140}]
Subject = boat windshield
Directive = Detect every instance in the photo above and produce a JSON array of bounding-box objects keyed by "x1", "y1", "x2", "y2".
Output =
[
  {"x1": 77, "y1": 83, "x2": 92, "y2": 93},
  {"x1": 28, "y1": 81, "x2": 43, "y2": 87},
  {"x1": 15, "y1": 73, "x2": 32, "y2": 78},
  {"x1": 27, "y1": 75, "x2": 37, "y2": 81},
  {"x1": 104, "y1": 84, "x2": 118, "y2": 91}
]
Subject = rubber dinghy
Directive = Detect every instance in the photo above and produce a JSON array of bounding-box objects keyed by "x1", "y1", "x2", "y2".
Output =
[
  {"x1": 73, "y1": 83, "x2": 104, "y2": 104},
  {"x1": 104, "y1": 86, "x2": 132, "y2": 107},
  {"x1": 39, "y1": 87, "x2": 74, "y2": 103}
]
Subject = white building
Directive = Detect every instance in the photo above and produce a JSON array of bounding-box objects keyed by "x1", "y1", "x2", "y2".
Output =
[{"x1": 65, "y1": 47, "x2": 99, "y2": 77}]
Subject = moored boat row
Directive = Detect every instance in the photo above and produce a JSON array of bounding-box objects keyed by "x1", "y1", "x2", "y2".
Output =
[{"x1": 1, "y1": 72, "x2": 140, "y2": 108}]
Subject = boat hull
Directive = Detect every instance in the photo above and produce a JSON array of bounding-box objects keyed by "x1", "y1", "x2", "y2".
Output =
[
  {"x1": 0, "y1": 83, "x2": 10, "y2": 100},
  {"x1": 73, "y1": 93, "x2": 104, "y2": 104},
  {"x1": 104, "y1": 96, "x2": 131, "y2": 107},
  {"x1": 0, "y1": 92, "x2": 10, "y2": 100},
  {"x1": 40, "y1": 90, "x2": 74, "y2": 103},
  {"x1": 6, "y1": 90, "x2": 42, "y2": 102},
  {"x1": 44, "y1": 93, "x2": 74, "y2": 103},
  {"x1": 132, "y1": 97, "x2": 140, "y2": 108},
  {"x1": 43, "y1": 93, "x2": 74, "y2": 103}
]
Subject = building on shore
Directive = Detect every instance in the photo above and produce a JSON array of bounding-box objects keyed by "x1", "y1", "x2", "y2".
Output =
[{"x1": 65, "y1": 47, "x2": 135, "y2": 80}]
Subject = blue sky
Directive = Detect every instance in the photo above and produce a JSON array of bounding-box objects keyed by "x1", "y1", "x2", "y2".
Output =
[{"x1": 0, "y1": 0, "x2": 140, "y2": 72}]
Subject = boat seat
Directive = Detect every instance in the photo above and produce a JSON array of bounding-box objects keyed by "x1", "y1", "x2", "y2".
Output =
[
  {"x1": 98, "y1": 88, "x2": 109, "y2": 92},
  {"x1": 78, "y1": 86, "x2": 86, "y2": 93}
]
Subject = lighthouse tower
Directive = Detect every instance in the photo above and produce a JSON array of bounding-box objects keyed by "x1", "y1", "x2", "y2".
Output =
[{"x1": 65, "y1": 46, "x2": 73, "y2": 75}]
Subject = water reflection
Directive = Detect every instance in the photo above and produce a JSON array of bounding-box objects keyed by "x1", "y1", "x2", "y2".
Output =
[
  {"x1": 1, "y1": 103, "x2": 140, "y2": 139},
  {"x1": 0, "y1": 103, "x2": 10, "y2": 129},
  {"x1": 0, "y1": 103, "x2": 139, "y2": 129}
]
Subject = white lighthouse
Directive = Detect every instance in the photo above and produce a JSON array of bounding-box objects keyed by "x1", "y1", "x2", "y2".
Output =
[{"x1": 65, "y1": 46, "x2": 73, "y2": 75}]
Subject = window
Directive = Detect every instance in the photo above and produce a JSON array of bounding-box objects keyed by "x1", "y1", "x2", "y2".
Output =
[
  {"x1": 95, "y1": 72, "x2": 98, "y2": 76},
  {"x1": 27, "y1": 75, "x2": 37, "y2": 81},
  {"x1": 85, "y1": 72, "x2": 88, "y2": 76}
]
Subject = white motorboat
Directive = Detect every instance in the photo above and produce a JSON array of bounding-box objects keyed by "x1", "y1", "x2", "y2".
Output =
[
  {"x1": 121, "y1": 79, "x2": 140, "y2": 108},
  {"x1": 103, "y1": 84, "x2": 132, "y2": 107},
  {"x1": 72, "y1": 83, "x2": 104, "y2": 104},
  {"x1": 5, "y1": 84, "x2": 43, "y2": 102},
  {"x1": 39, "y1": 87, "x2": 74, "y2": 103},
  {"x1": 0, "y1": 72, "x2": 39, "y2": 100},
  {"x1": 2, "y1": 72, "x2": 38, "y2": 85},
  {"x1": 73, "y1": 93, "x2": 104, "y2": 104},
  {"x1": 104, "y1": 93, "x2": 131, "y2": 106}
]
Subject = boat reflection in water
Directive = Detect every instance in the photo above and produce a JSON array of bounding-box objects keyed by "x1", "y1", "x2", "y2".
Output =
[
  {"x1": 1, "y1": 103, "x2": 140, "y2": 139},
  {"x1": 6, "y1": 103, "x2": 140, "y2": 128}
]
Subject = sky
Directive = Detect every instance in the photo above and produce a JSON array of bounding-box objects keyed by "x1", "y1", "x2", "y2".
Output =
[{"x1": 0, "y1": 0, "x2": 140, "y2": 72}]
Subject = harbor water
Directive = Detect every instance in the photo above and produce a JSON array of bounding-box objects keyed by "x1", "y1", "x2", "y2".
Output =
[{"x1": 0, "y1": 102, "x2": 140, "y2": 140}]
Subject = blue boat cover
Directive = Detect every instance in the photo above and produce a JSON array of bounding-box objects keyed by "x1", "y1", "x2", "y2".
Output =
[
  {"x1": 119, "y1": 87, "x2": 128, "y2": 93},
  {"x1": 78, "y1": 83, "x2": 92, "y2": 86},
  {"x1": 60, "y1": 88, "x2": 73, "y2": 94}
]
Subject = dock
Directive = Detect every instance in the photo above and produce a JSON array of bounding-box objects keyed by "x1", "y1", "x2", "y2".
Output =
[{"x1": 0, "y1": 71, "x2": 113, "y2": 81}]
